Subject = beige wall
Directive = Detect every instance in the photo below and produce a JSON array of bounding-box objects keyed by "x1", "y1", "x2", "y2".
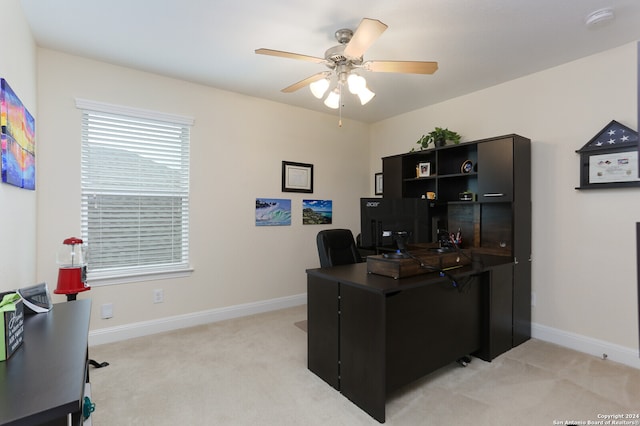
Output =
[
  {"x1": 4, "y1": 0, "x2": 639, "y2": 365},
  {"x1": 35, "y1": 49, "x2": 370, "y2": 329},
  {"x1": 0, "y1": 0, "x2": 37, "y2": 291},
  {"x1": 371, "y1": 42, "x2": 639, "y2": 352}
]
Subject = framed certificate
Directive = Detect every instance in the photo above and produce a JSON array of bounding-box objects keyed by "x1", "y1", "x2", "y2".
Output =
[
  {"x1": 588, "y1": 151, "x2": 640, "y2": 184},
  {"x1": 282, "y1": 161, "x2": 313, "y2": 193}
]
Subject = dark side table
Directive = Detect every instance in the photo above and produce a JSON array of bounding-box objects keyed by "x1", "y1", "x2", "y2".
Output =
[{"x1": 0, "y1": 299, "x2": 91, "y2": 426}]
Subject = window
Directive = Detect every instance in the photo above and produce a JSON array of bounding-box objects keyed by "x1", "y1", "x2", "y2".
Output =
[{"x1": 76, "y1": 99, "x2": 193, "y2": 284}]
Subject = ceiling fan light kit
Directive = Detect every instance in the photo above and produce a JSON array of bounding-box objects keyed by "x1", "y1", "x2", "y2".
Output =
[
  {"x1": 347, "y1": 73, "x2": 365, "y2": 94},
  {"x1": 357, "y1": 85, "x2": 376, "y2": 105},
  {"x1": 255, "y1": 17, "x2": 438, "y2": 124},
  {"x1": 309, "y1": 76, "x2": 330, "y2": 99},
  {"x1": 324, "y1": 88, "x2": 341, "y2": 109}
]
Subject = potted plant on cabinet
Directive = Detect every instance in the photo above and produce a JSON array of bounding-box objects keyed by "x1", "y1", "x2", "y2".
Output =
[
  {"x1": 428, "y1": 127, "x2": 461, "y2": 147},
  {"x1": 415, "y1": 127, "x2": 461, "y2": 150}
]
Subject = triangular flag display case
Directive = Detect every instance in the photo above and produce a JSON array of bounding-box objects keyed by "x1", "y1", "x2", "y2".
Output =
[{"x1": 576, "y1": 120, "x2": 640, "y2": 189}]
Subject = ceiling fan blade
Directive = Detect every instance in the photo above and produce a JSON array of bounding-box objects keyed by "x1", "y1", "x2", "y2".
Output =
[
  {"x1": 255, "y1": 48, "x2": 325, "y2": 64},
  {"x1": 281, "y1": 72, "x2": 330, "y2": 93},
  {"x1": 365, "y1": 60, "x2": 439, "y2": 74},
  {"x1": 343, "y1": 18, "x2": 388, "y2": 59}
]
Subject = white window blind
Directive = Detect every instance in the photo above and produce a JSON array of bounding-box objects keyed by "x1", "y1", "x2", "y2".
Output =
[{"x1": 77, "y1": 99, "x2": 193, "y2": 282}]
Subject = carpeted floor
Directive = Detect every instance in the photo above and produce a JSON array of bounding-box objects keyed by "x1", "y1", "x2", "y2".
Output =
[{"x1": 87, "y1": 305, "x2": 640, "y2": 425}]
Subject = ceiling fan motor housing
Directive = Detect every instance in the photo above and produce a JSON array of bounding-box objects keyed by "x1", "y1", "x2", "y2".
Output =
[{"x1": 324, "y1": 44, "x2": 363, "y2": 68}]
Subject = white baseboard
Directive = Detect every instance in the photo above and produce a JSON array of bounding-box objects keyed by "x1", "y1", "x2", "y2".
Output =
[
  {"x1": 88, "y1": 293, "x2": 307, "y2": 347},
  {"x1": 89, "y1": 299, "x2": 639, "y2": 372},
  {"x1": 532, "y1": 322, "x2": 640, "y2": 370}
]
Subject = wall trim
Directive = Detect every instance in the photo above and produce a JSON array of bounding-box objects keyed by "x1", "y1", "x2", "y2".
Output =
[
  {"x1": 88, "y1": 293, "x2": 306, "y2": 346},
  {"x1": 532, "y1": 322, "x2": 640, "y2": 370}
]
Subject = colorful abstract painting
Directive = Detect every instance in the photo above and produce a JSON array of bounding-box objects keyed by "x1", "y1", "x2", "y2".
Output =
[
  {"x1": 302, "y1": 199, "x2": 332, "y2": 225},
  {"x1": 1, "y1": 78, "x2": 35, "y2": 189},
  {"x1": 255, "y1": 198, "x2": 291, "y2": 226}
]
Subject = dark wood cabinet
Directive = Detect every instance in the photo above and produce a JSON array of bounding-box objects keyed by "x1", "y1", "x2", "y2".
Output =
[
  {"x1": 477, "y1": 137, "x2": 514, "y2": 202},
  {"x1": 381, "y1": 134, "x2": 531, "y2": 355},
  {"x1": 477, "y1": 263, "x2": 514, "y2": 361},
  {"x1": 382, "y1": 135, "x2": 529, "y2": 203},
  {"x1": 513, "y1": 258, "x2": 532, "y2": 346}
]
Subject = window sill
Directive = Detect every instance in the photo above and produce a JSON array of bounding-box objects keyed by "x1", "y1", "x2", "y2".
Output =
[{"x1": 88, "y1": 267, "x2": 194, "y2": 286}]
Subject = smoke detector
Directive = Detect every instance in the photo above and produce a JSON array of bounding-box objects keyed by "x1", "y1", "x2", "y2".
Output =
[{"x1": 585, "y1": 8, "x2": 615, "y2": 27}]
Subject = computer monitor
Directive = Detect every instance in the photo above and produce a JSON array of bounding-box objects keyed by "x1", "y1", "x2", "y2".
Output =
[{"x1": 360, "y1": 198, "x2": 439, "y2": 249}]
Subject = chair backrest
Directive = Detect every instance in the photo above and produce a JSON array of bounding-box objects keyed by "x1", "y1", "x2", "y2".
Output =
[{"x1": 316, "y1": 229, "x2": 362, "y2": 268}]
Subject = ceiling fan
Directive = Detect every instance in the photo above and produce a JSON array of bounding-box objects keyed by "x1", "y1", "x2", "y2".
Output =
[{"x1": 255, "y1": 18, "x2": 438, "y2": 113}]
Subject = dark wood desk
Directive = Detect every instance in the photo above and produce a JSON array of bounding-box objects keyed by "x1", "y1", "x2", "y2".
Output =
[
  {"x1": 307, "y1": 256, "x2": 521, "y2": 423},
  {"x1": 0, "y1": 300, "x2": 91, "y2": 426}
]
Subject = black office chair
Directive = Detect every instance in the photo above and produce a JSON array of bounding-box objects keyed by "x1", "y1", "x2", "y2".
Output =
[{"x1": 316, "y1": 229, "x2": 363, "y2": 268}]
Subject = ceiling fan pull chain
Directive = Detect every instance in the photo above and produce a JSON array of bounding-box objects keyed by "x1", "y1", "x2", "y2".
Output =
[{"x1": 338, "y1": 82, "x2": 343, "y2": 127}]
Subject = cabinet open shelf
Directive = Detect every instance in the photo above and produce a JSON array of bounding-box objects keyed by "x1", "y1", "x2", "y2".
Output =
[{"x1": 404, "y1": 176, "x2": 436, "y2": 182}]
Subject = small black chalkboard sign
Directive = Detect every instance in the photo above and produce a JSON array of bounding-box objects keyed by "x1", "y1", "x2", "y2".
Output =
[{"x1": 0, "y1": 294, "x2": 25, "y2": 361}]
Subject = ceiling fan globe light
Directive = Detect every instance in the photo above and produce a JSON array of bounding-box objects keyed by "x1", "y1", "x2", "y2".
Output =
[
  {"x1": 347, "y1": 73, "x2": 366, "y2": 94},
  {"x1": 358, "y1": 87, "x2": 375, "y2": 105},
  {"x1": 310, "y1": 78, "x2": 330, "y2": 99},
  {"x1": 324, "y1": 89, "x2": 341, "y2": 109}
]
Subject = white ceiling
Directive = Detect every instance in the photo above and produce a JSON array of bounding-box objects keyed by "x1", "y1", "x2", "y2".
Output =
[{"x1": 19, "y1": 0, "x2": 640, "y2": 123}]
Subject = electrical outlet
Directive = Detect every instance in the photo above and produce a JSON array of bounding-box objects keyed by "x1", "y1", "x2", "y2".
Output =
[
  {"x1": 153, "y1": 288, "x2": 164, "y2": 304},
  {"x1": 101, "y1": 303, "x2": 113, "y2": 319}
]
